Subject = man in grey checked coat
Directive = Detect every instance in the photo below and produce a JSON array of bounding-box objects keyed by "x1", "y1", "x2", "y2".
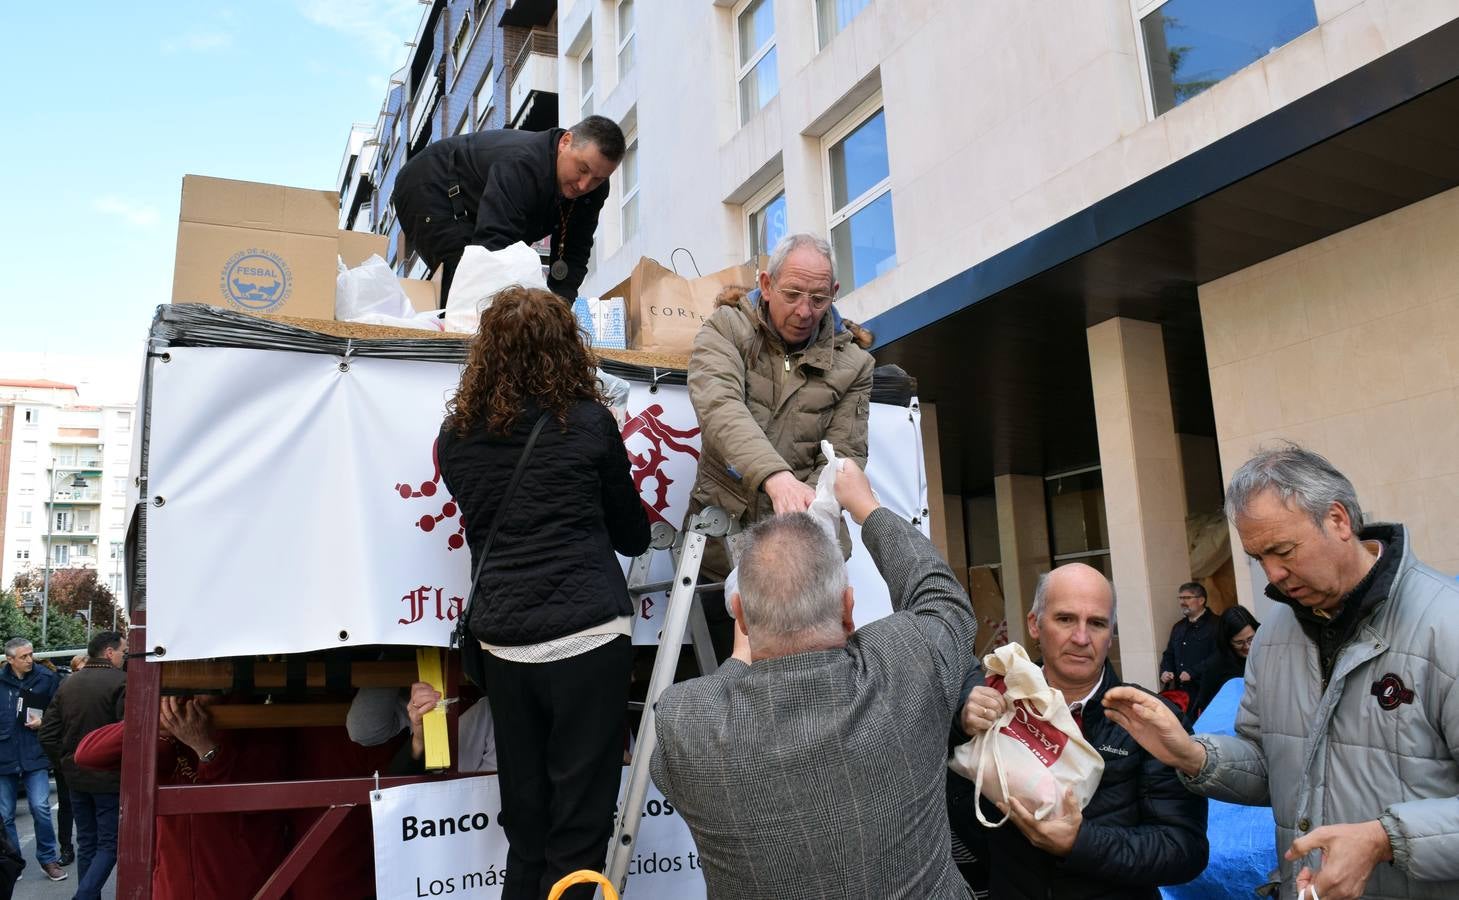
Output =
[{"x1": 650, "y1": 460, "x2": 976, "y2": 899}]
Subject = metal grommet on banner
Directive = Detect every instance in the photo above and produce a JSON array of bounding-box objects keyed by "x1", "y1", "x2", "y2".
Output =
[
  {"x1": 372, "y1": 770, "x2": 381, "y2": 802},
  {"x1": 339, "y1": 338, "x2": 355, "y2": 373},
  {"x1": 152, "y1": 496, "x2": 165, "y2": 507},
  {"x1": 338, "y1": 630, "x2": 350, "y2": 642},
  {"x1": 159, "y1": 352, "x2": 172, "y2": 363},
  {"x1": 649, "y1": 367, "x2": 665, "y2": 394}
]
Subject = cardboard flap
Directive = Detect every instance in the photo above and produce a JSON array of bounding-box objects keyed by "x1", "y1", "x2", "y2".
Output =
[{"x1": 180, "y1": 175, "x2": 339, "y2": 237}]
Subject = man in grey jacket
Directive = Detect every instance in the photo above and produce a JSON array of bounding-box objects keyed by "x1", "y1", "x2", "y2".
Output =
[
  {"x1": 1105, "y1": 446, "x2": 1459, "y2": 900},
  {"x1": 650, "y1": 460, "x2": 975, "y2": 899}
]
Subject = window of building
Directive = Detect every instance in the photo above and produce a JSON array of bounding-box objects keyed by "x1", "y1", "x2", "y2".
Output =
[
  {"x1": 1134, "y1": 0, "x2": 1317, "y2": 117},
  {"x1": 112, "y1": 476, "x2": 127, "y2": 495},
  {"x1": 116, "y1": 410, "x2": 132, "y2": 429},
  {"x1": 815, "y1": 0, "x2": 871, "y2": 49},
  {"x1": 475, "y1": 0, "x2": 494, "y2": 22},
  {"x1": 450, "y1": 14, "x2": 471, "y2": 79},
  {"x1": 20, "y1": 440, "x2": 37, "y2": 462},
  {"x1": 580, "y1": 49, "x2": 595, "y2": 118},
  {"x1": 617, "y1": 0, "x2": 636, "y2": 79},
  {"x1": 825, "y1": 102, "x2": 895, "y2": 292},
  {"x1": 746, "y1": 180, "x2": 787, "y2": 261},
  {"x1": 735, "y1": 0, "x2": 778, "y2": 126},
  {"x1": 18, "y1": 510, "x2": 32, "y2": 527},
  {"x1": 52, "y1": 544, "x2": 68, "y2": 566},
  {"x1": 620, "y1": 135, "x2": 640, "y2": 242},
  {"x1": 15, "y1": 549, "x2": 28, "y2": 562},
  {"x1": 475, "y1": 61, "x2": 495, "y2": 127},
  {"x1": 22, "y1": 408, "x2": 37, "y2": 425},
  {"x1": 110, "y1": 542, "x2": 122, "y2": 560},
  {"x1": 456, "y1": 112, "x2": 471, "y2": 136},
  {"x1": 16, "y1": 473, "x2": 34, "y2": 496}
]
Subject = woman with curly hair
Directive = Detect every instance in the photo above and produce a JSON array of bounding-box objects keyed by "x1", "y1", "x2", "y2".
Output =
[{"x1": 438, "y1": 286, "x2": 649, "y2": 899}]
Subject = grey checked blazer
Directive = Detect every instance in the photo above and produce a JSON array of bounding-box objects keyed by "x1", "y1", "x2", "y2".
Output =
[{"x1": 650, "y1": 508, "x2": 977, "y2": 899}]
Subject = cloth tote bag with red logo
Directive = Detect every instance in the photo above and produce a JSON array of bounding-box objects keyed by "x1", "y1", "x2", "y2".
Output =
[{"x1": 948, "y1": 643, "x2": 1105, "y2": 827}]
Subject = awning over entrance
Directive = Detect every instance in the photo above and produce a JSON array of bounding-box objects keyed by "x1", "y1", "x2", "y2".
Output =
[{"x1": 869, "y1": 19, "x2": 1459, "y2": 493}]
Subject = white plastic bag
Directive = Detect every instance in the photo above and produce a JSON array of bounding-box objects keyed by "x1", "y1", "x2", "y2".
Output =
[
  {"x1": 443, "y1": 242, "x2": 549, "y2": 334},
  {"x1": 948, "y1": 643, "x2": 1105, "y2": 827},
  {"x1": 727, "y1": 440, "x2": 845, "y2": 617},
  {"x1": 348, "y1": 311, "x2": 444, "y2": 331},
  {"x1": 597, "y1": 369, "x2": 631, "y2": 428},
  {"x1": 335, "y1": 255, "x2": 414, "y2": 322}
]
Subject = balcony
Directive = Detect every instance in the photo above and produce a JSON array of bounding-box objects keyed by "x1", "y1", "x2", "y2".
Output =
[
  {"x1": 53, "y1": 458, "x2": 104, "y2": 471},
  {"x1": 50, "y1": 489, "x2": 102, "y2": 504},
  {"x1": 499, "y1": 0, "x2": 557, "y2": 28},
  {"x1": 509, "y1": 30, "x2": 559, "y2": 130}
]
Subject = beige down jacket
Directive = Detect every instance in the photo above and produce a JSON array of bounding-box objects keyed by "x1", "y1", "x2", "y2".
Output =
[
  {"x1": 1185, "y1": 524, "x2": 1459, "y2": 898},
  {"x1": 685, "y1": 287, "x2": 874, "y2": 575}
]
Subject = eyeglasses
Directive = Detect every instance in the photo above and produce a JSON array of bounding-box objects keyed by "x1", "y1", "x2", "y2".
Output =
[
  {"x1": 772, "y1": 285, "x2": 835, "y2": 311},
  {"x1": 1231, "y1": 637, "x2": 1255, "y2": 650}
]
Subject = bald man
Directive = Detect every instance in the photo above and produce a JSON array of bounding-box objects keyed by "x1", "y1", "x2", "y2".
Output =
[{"x1": 949, "y1": 564, "x2": 1208, "y2": 899}]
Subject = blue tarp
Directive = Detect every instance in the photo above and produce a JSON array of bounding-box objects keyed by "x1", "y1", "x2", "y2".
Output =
[{"x1": 1160, "y1": 678, "x2": 1278, "y2": 900}]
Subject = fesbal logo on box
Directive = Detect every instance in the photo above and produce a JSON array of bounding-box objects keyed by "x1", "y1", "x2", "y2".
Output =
[{"x1": 221, "y1": 248, "x2": 293, "y2": 311}]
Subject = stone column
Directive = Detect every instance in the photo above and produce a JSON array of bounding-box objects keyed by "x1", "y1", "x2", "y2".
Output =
[
  {"x1": 994, "y1": 473, "x2": 1051, "y2": 647},
  {"x1": 1087, "y1": 317, "x2": 1193, "y2": 688}
]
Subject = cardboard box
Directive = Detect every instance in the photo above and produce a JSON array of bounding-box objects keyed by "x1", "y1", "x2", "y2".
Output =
[
  {"x1": 171, "y1": 175, "x2": 340, "y2": 320},
  {"x1": 399, "y1": 278, "x2": 439, "y2": 314},
  {"x1": 337, "y1": 229, "x2": 390, "y2": 269}
]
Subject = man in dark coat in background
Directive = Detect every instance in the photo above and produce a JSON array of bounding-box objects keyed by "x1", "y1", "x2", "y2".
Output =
[{"x1": 390, "y1": 116, "x2": 625, "y2": 304}]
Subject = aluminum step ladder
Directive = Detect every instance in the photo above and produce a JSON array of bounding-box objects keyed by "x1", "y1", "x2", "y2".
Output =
[{"x1": 603, "y1": 506, "x2": 737, "y2": 896}]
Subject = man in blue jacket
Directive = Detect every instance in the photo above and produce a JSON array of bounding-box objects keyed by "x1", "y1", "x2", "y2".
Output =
[{"x1": 0, "y1": 638, "x2": 65, "y2": 882}]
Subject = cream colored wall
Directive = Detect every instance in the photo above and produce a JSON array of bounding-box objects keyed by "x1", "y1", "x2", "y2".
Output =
[
  {"x1": 568, "y1": 0, "x2": 1459, "y2": 330},
  {"x1": 1199, "y1": 185, "x2": 1459, "y2": 607}
]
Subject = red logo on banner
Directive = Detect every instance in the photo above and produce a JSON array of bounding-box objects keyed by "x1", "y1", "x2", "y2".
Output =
[
  {"x1": 395, "y1": 438, "x2": 467, "y2": 551},
  {"x1": 621, "y1": 403, "x2": 700, "y2": 526}
]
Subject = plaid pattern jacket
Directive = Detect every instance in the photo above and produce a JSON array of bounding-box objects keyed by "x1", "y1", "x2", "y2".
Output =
[{"x1": 650, "y1": 508, "x2": 976, "y2": 899}]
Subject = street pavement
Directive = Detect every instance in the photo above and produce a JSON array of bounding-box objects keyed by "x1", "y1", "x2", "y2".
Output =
[{"x1": 10, "y1": 775, "x2": 115, "y2": 899}]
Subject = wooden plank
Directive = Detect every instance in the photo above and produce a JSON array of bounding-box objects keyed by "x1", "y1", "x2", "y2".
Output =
[
  {"x1": 208, "y1": 703, "x2": 349, "y2": 730},
  {"x1": 160, "y1": 658, "x2": 418, "y2": 691}
]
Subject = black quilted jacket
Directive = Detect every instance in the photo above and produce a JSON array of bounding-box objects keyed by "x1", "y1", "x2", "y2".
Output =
[
  {"x1": 953, "y1": 661, "x2": 1209, "y2": 899},
  {"x1": 438, "y1": 398, "x2": 650, "y2": 646}
]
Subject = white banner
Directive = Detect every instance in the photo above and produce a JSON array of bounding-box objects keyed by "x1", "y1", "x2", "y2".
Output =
[
  {"x1": 371, "y1": 773, "x2": 704, "y2": 899},
  {"x1": 145, "y1": 347, "x2": 925, "y2": 660}
]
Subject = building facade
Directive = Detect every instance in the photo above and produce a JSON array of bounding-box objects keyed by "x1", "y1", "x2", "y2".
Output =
[
  {"x1": 554, "y1": 0, "x2": 1459, "y2": 686},
  {"x1": 0, "y1": 380, "x2": 135, "y2": 609}
]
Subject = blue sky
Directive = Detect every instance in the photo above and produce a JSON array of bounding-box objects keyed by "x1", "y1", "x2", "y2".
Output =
[{"x1": 0, "y1": 2, "x2": 422, "y2": 369}]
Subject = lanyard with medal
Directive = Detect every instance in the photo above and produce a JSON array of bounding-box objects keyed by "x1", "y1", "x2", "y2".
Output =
[{"x1": 550, "y1": 198, "x2": 575, "y2": 282}]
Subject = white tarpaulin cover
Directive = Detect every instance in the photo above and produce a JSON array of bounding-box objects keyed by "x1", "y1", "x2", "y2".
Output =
[{"x1": 144, "y1": 343, "x2": 926, "y2": 660}]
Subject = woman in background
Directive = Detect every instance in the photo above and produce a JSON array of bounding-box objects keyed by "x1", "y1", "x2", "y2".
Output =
[{"x1": 1187, "y1": 605, "x2": 1260, "y2": 725}]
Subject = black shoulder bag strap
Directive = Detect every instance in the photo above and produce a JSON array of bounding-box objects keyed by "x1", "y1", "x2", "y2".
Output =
[{"x1": 452, "y1": 412, "x2": 552, "y2": 649}]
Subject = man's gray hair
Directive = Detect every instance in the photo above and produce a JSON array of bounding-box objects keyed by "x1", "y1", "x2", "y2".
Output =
[
  {"x1": 3, "y1": 638, "x2": 32, "y2": 658},
  {"x1": 766, "y1": 233, "x2": 836, "y2": 285},
  {"x1": 1030, "y1": 567, "x2": 1118, "y2": 628},
  {"x1": 1225, "y1": 444, "x2": 1364, "y2": 530},
  {"x1": 736, "y1": 513, "x2": 848, "y2": 647}
]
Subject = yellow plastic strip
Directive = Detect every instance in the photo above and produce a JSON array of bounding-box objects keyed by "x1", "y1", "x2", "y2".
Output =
[{"x1": 414, "y1": 647, "x2": 450, "y2": 771}]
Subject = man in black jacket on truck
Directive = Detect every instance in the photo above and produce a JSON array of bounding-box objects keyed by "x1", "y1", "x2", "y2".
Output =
[
  {"x1": 390, "y1": 116, "x2": 625, "y2": 305},
  {"x1": 951, "y1": 564, "x2": 1209, "y2": 899}
]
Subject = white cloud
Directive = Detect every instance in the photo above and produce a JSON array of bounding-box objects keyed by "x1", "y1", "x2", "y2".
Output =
[
  {"x1": 299, "y1": 0, "x2": 421, "y2": 65},
  {"x1": 161, "y1": 31, "x2": 233, "y2": 53},
  {"x1": 94, "y1": 196, "x2": 161, "y2": 228}
]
